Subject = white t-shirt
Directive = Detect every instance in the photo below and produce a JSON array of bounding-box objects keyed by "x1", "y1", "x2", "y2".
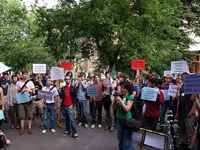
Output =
[
  {"x1": 16, "y1": 80, "x2": 35, "y2": 90},
  {"x1": 42, "y1": 86, "x2": 59, "y2": 104}
]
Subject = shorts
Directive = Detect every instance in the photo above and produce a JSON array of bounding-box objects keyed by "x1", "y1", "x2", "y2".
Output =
[{"x1": 18, "y1": 101, "x2": 33, "y2": 120}]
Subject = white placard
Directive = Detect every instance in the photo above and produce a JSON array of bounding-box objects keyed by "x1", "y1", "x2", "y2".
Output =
[
  {"x1": 164, "y1": 70, "x2": 172, "y2": 77},
  {"x1": 141, "y1": 87, "x2": 159, "y2": 102},
  {"x1": 168, "y1": 84, "x2": 178, "y2": 97},
  {"x1": 50, "y1": 67, "x2": 64, "y2": 80},
  {"x1": 171, "y1": 61, "x2": 189, "y2": 74},
  {"x1": 161, "y1": 90, "x2": 170, "y2": 101},
  {"x1": 33, "y1": 64, "x2": 46, "y2": 74},
  {"x1": 144, "y1": 132, "x2": 166, "y2": 150}
]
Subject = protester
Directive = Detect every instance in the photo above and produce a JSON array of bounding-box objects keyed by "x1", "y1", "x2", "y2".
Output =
[
  {"x1": 113, "y1": 81, "x2": 135, "y2": 150},
  {"x1": 142, "y1": 79, "x2": 164, "y2": 130},
  {"x1": 94, "y1": 76, "x2": 104, "y2": 128},
  {"x1": 60, "y1": 75, "x2": 78, "y2": 139},
  {"x1": 41, "y1": 79, "x2": 59, "y2": 134},
  {"x1": 0, "y1": 72, "x2": 10, "y2": 96},
  {"x1": 75, "y1": 72, "x2": 89, "y2": 128},
  {"x1": 6, "y1": 75, "x2": 19, "y2": 129},
  {"x1": 160, "y1": 74, "x2": 173, "y2": 126},
  {"x1": 0, "y1": 83, "x2": 4, "y2": 130},
  {"x1": 102, "y1": 72, "x2": 113, "y2": 131},
  {"x1": 87, "y1": 76, "x2": 97, "y2": 129},
  {"x1": 32, "y1": 75, "x2": 43, "y2": 123},
  {"x1": 16, "y1": 72, "x2": 35, "y2": 135}
]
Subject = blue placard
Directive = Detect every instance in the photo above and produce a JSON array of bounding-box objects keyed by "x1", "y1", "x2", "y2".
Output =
[
  {"x1": 184, "y1": 74, "x2": 200, "y2": 94},
  {"x1": 141, "y1": 87, "x2": 159, "y2": 102},
  {"x1": 161, "y1": 90, "x2": 170, "y2": 101},
  {"x1": 16, "y1": 92, "x2": 31, "y2": 104},
  {"x1": 87, "y1": 85, "x2": 96, "y2": 97},
  {"x1": 37, "y1": 91, "x2": 53, "y2": 100},
  {"x1": 0, "y1": 110, "x2": 5, "y2": 120}
]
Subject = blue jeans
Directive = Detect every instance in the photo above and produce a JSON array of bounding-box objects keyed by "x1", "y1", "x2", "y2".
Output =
[
  {"x1": 63, "y1": 107, "x2": 77, "y2": 134},
  {"x1": 43, "y1": 103, "x2": 56, "y2": 129},
  {"x1": 117, "y1": 119, "x2": 135, "y2": 150},
  {"x1": 78, "y1": 101, "x2": 88, "y2": 124}
]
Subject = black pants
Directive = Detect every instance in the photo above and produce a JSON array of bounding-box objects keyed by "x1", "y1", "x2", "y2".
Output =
[
  {"x1": 8, "y1": 104, "x2": 20, "y2": 128},
  {"x1": 90, "y1": 101, "x2": 103, "y2": 125},
  {"x1": 143, "y1": 116, "x2": 157, "y2": 130},
  {"x1": 103, "y1": 95, "x2": 112, "y2": 128}
]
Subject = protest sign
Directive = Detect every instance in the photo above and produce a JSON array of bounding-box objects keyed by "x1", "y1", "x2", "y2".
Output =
[
  {"x1": 141, "y1": 87, "x2": 159, "y2": 102},
  {"x1": 168, "y1": 85, "x2": 178, "y2": 97},
  {"x1": 131, "y1": 59, "x2": 145, "y2": 70},
  {"x1": 50, "y1": 67, "x2": 64, "y2": 80},
  {"x1": 59, "y1": 62, "x2": 73, "y2": 70},
  {"x1": 161, "y1": 90, "x2": 170, "y2": 101},
  {"x1": 171, "y1": 61, "x2": 189, "y2": 74},
  {"x1": 0, "y1": 110, "x2": 4, "y2": 120},
  {"x1": 184, "y1": 74, "x2": 200, "y2": 94},
  {"x1": 33, "y1": 64, "x2": 46, "y2": 74},
  {"x1": 164, "y1": 70, "x2": 172, "y2": 77},
  {"x1": 37, "y1": 91, "x2": 53, "y2": 100},
  {"x1": 87, "y1": 85, "x2": 97, "y2": 97}
]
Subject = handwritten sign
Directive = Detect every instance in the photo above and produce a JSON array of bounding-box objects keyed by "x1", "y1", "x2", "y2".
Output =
[
  {"x1": 171, "y1": 61, "x2": 189, "y2": 74},
  {"x1": 37, "y1": 91, "x2": 53, "y2": 100},
  {"x1": 50, "y1": 67, "x2": 64, "y2": 80},
  {"x1": 131, "y1": 59, "x2": 145, "y2": 70},
  {"x1": 161, "y1": 90, "x2": 170, "y2": 101},
  {"x1": 184, "y1": 74, "x2": 200, "y2": 94},
  {"x1": 164, "y1": 70, "x2": 172, "y2": 77},
  {"x1": 87, "y1": 85, "x2": 97, "y2": 97},
  {"x1": 33, "y1": 64, "x2": 47, "y2": 74},
  {"x1": 0, "y1": 110, "x2": 4, "y2": 120},
  {"x1": 141, "y1": 87, "x2": 159, "y2": 102},
  {"x1": 168, "y1": 84, "x2": 178, "y2": 97}
]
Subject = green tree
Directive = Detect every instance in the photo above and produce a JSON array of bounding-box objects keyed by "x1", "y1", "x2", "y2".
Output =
[
  {"x1": 0, "y1": 0, "x2": 55, "y2": 72},
  {"x1": 35, "y1": 0, "x2": 191, "y2": 74},
  {"x1": 182, "y1": 0, "x2": 200, "y2": 35}
]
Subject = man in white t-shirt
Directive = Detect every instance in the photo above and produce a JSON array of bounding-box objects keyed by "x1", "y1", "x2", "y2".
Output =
[
  {"x1": 16, "y1": 72, "x2": 35, "y2": 135},
  {"x1": 41, "y1": 79, "x2": 59, "y2": 134}
]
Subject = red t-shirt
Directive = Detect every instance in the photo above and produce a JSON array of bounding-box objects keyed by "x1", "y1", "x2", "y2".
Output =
[{"x1": 64, "y1": 85, "x2": 73, "y2": 107}]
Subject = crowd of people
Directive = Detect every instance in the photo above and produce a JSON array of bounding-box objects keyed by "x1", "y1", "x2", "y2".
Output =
[{"x1": 0, "y1": 70, "x2": 200, "y2": 150}]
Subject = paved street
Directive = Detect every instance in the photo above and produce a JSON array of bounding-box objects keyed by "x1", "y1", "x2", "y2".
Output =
[{"x1": 4, "y1": 125, "x2": 118, "y2": 150}]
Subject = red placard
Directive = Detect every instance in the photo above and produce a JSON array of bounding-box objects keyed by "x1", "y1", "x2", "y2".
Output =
[
  {"x1": 131, "y1": 59, "x2": 145, "y2": 70},
  {"x1": 59, "y1": 61, "x2": 73, "y2": 70}
]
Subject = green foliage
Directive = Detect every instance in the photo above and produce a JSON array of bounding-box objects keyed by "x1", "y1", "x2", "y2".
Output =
[
  {"x1": 182, "y1": 0, "x2": 200, "y2": 35},
  {"x1": 34, "y1": 0, "x2": 191, "y2": 74},
  {"x1": 0, "y1": 0, "x2": 55, "y2": 72}
]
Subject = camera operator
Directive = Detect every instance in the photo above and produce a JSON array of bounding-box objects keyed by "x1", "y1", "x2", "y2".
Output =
[{"x1": 113, "y1": 81, "x2": 135, "y2": 150}]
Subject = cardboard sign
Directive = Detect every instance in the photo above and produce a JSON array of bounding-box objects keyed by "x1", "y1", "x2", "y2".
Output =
[
  {"x1": 168, "y1": 84, "x2": 178, "y2": 97},
  {"x1": 184, "y1": 74, "x2": 200, "y2": 94},
  {"x1": 33, "y1": 64, "x2": 47, "y2": 74},
  {"x1": 50, "y1": 67, "x2": 65, "y2": 80},
  {"x1": 37, "y1": 91, "x2": 53, "y2": 100},
  {"x1": 131, "y1": 59, "x2": 145, "y2": 70},
  {"x1": 164, "y1": 70, "x2": 172, "y2": 77},
  {"x1": 141, "y1": 87, "x2": 159, "y2": 102},
  {"x1": 171, "y1": 61, "x2": 189, "y2": 74},
  {"x1": 161, "y1": 90, "x2": 170, "y2": 101}
]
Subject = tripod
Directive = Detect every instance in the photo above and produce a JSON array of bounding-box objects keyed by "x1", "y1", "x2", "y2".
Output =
[{"x1": 166, "y1": 98, "x2": 178, "y2": 150}]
